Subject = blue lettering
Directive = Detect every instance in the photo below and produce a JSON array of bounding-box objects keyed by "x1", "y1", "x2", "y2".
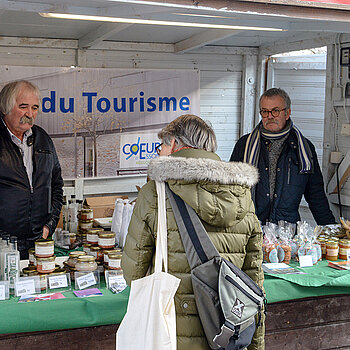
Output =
[
  {"x1": 82, "y1": 92, "x2": 97, "y2": 113},
  {"x1": 113, "y1": 98, "x2": 126, "y2": 113},
  {"x1": 59, "y1": 97, "x2": 74, "y2": 113},
  {"x1": 122, "y1": 144, "x2": 131, "y2": 155},
  {"x1": 129, "y1": 97, "x2": 137, "y2": 112},
  {"x1": 179, "y1": 97, "x2": 190, "y2": 111},
  {"x1": 139, "y1": 143, "x2": 146, "y2": 159},
  {"x1": 147, "y1": 97, "x2": 156, "y2": 112},
  {"x1": 159, "y1": 97, "x2": 176, "y2": 111},
  {"x1": 139, "y1": 91, "x2": 145, "y2": 112},
  {"x1": 97, "y1": 97, "x2": 111, "y2": 113},
  {"x1": 146, "y1": 142, "x2": 155, "y2": 153},
  {"x1": 42, "y1": 91, "x2": 56, "y2": 113}
]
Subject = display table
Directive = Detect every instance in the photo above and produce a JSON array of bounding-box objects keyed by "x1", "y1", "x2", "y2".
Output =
[{"x1": 1, "y1": 259, "x2": 350, "y2": 349}]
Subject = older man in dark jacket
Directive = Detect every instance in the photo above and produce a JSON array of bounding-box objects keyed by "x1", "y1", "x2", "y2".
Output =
[
  {"x1": 0, "y1": 80, "x2": 63, "y2": 258},
  {"x1": 230, "y1": 88, "x2": 335, "y2": 225}
]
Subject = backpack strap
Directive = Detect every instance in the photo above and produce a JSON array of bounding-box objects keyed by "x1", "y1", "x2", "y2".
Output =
[{"x1": 165, "y1": 183, "x2": 220, "y2": 269}]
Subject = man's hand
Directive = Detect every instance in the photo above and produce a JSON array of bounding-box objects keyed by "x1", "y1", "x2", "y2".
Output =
[{"x1": 42, "y1": 225, "x2": 50, "y2": 239}]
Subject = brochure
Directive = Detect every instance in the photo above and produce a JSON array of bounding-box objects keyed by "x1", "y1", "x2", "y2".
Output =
[
  {"x1": 74, "y1": 288, "x2": 103, "y2": 298},
  {"x1": 18, "y1": 292, "x2": 65, "y2": 303},
  {"x1": 328, "y1": 261, "x2": 350, "y2": 271},
  {"x1": 262, "y1": 263, "x2": 306, "y2": 275}
]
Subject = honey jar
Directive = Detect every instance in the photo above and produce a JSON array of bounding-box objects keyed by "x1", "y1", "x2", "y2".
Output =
[
  {"x1": 98, "y1": 232, "x2": 116, "y2": 249},
  {"x1": 79, "y1": 208, "x2": 93, "y2": 221},
  {"x1": 35, "y1": 239, "x2": 54, "y2": 258},
  {"x1": 86, "y1": 228, "x2": 103, "y2": 245},
  {"x1": 339, "y1": 239, "x2": 350, "y2": 260},
  {"x1": 90, "y1": 246, "x2": 103, "y2": 262},
  {"x1": 75, "y1": 255, "x2": 98, "y2": 272},
  {"x1": 108, "y1": 253, "x2": 123, "y2": 270},
  {"x1": 66, "y1": 251, "x2": 87, "y2": 268},
  {"x1": 326, "y1": 241, "x2": 339, "y2": 261},
  {"x1": 36, "y1": 256, "x2": 56, "y2": 273}
]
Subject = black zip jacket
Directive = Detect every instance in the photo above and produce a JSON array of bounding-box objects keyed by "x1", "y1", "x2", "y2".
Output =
[
  {"x1": 0, "y1": 120, "x2": 63, "y2": 248},
  {"x1": 230, "y1": 132, "x2": 336, "y2": 225}
]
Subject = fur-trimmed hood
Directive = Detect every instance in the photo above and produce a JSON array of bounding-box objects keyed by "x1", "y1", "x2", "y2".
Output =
[{"x1": 148, "y1": 155, "x2": 259, "y2": 188}]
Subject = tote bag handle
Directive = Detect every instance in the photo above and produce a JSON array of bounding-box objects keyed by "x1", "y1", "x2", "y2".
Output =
[{"x1": 155, "y1": 181, "x2": 168, "y2": 273}]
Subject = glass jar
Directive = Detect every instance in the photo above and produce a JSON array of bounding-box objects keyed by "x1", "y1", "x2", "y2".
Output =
[
  {"x1": 80, "y1": 208, "x2": 93, "y2": 221},
  {"x1": 36, "y1": 255, "x2": 56, "y2": 273},
  {"x1": 103, "y1": 248, "x2": 119, "y2": 264},
  {"x1": 39, "y1": 273, "x2": 48, "y2": 291},
  {"x1": 22, "y1": 266, "x2": 38, "y2": 277},
  {"x1": 79, "y1": 219, "x2": 94, "y2": 233},
  {"x1": 35, "y1": 239, "x2": 54, "y2": 258},
  {"x1": 90, "y1": 246, "x2": 103, "y2": 262},
  {"x1": 108, "y1": 253, "x2": 123, "y2": 270},
  {"x1": 75, "y1": 255, "x2": 98, "y2": 272},
  {"x1": 66, "y1": 251, "x2": 87, "y2": 268},
  {"x1": 339, "y1": 239, "x2": 350, "y2": 260},
  {"x1": 317, "y1": 238, "x2": 327, "y2": 258},
  {"x1": 69, "y1": 232, "x2": 77, "y2": 245},
  {"x1": 28, "y1": 248, "x2": 36, "y2": 266},
  {"x1": 98, "y1": 232, "x2": 116, "y2": 249},
  {"x1": 86, "y1": 228, "x2": 103, "y2": 245},
  {"x1": 326, "y1": 241, "x2": 339, "y2": 261},
  {"x1": 83, "y1": 243, "x2": 92, "y2": 254}
]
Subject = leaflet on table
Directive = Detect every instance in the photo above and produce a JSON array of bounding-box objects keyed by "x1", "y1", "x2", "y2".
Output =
[
  {"x1": 262, "y1": 263, "x2": 306, "y2": 274},
  {"x1": 74, "y1": 288, "x2": 103, "y2": 298},
  {"x1": 328, "y1": 261, "x2": 350, "y2": 270},
  {"x1": 18, "y1": 292, "x2": 66, "y2": 303}
]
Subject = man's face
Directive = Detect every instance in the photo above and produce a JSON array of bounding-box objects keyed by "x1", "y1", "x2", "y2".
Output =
[
  {"x1": 3, "y1": 88, "x2": 39, "y2": 140},
  {"x1": 260, "y1": 95, "x2": 291, "y2": 132}
]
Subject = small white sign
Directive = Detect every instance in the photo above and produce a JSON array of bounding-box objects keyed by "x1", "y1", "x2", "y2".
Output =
[
  {"x1": 76, "y1": 272, "x2": 96, "y2": 290},
  {"x1": 15, "y1": 279, "x2": 36, "y2": 297},
  {"x1": 48, "y1": 275, "x2": 68, "y2": 289},
  {"x1": 299, "y1": 255, "x2": 313, "y2": 268},
  {"x1": 0, "y1": 285, "x2": 6, "y2": 300},
  {"x1": 347, "y1": 250, "x2": 350, "y2": 261},
  {"x1": 108, "y1": 275, "x2": 126, "y2": 287}
]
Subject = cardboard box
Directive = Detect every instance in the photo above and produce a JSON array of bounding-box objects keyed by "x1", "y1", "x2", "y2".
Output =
[{"x1": 84, "y1": 195, "x2": 128, "y2": 219}]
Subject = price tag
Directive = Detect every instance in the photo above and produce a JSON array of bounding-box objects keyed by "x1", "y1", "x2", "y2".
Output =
[
  {"x1": 76, "y1": 272, "x2": 96, "y2": 290},
  {"x1": 48, "y1": 275, "x2": 68, "y2": 289},
  {"x1": 299, "y1": 255, "x2": 313, "y2": 268},
  {"x1": 15, "y1": 279, "x2": 36, "y2": 297},
  {"x1": 108, "y1": 275, "x2": 126, "y2": 288},
  {"x1": 0, "y1": 285, "x2": 6, "y2": 300}
]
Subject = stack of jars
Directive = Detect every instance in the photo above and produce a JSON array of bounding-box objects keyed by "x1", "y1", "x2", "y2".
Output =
[
  {"x1": 77, "y1": 208, "x2": 94, "y2": 242},
  {"x1": 318, "y1": 235, "x2": 350, "y2": 261},
  {"x1": 22, "y1": 239, "x2": 65, "y2": 291},
  {"x1": 84, "y1": 229, "x2": 117, "y2": 273}
]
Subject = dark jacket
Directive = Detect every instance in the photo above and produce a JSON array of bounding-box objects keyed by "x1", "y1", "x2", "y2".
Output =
[
  {"x1": 230, "y1": 132, "x2": 335, "y2": 225},
  {"x1": 122, "y1": 149, "x2": 265, "y2": 350},
  {"x1": 0, "y1": 120, "x2": 63, "y2": 247}
]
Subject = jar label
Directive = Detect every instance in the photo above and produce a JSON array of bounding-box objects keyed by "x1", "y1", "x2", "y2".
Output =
[
  {"x1": 41, "y1": 261, "x2": 55, "y2": 271},
  {"x1": 339, "y1": 247, "x2": 350, "y2": 255},
  {"x1": 326, "y1": 248, "x2": 339, "y2": 256},
  {"x1": 36, "y1": 245, "x2": 54, "y2": 256},
  {"x1": 98, "y1": 237, "x2": 115, "y2": 247},
  {"x1": 87, "y1": 234, "x2": 98, "y2": 243},
  {"x1": 109, "y1": 259, "x2": 121, "y2": 268},
  {"x1": 81, "y1": 222, "x2": 93, "y2": 229}
]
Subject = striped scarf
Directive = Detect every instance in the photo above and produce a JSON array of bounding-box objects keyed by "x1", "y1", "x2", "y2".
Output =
[{"x1": 243, "y1": 119, "x2": 313, "y2": 174}]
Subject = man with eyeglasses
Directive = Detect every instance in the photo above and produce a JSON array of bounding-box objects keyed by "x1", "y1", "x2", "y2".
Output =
[{"x1": 230, "y1": 87, "x2": 335, "y2": 225}]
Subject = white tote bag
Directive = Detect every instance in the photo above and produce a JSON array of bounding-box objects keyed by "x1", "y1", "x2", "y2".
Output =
[{"x1": 116, "y1": 181, "x2": 181, "y2": 350}]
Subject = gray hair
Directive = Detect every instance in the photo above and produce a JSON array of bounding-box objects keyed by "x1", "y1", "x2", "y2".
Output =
[
  {"x1": 259, "y1": 88, "x2": 291, "y2": 110},
  {"x1": 0, "y1": 80, "x2": 41, "y2": 116},
  {"x1": 158, "y1": 114, "x2": 217, "y2": 152}
]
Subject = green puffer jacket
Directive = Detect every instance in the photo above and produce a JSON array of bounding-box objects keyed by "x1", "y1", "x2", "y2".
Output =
[{"x1": 122, "y1": 148, "x2": 265, "y2": 350}]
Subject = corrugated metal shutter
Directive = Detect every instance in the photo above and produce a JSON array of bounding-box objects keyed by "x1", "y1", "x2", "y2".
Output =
[{"x1": 267, "y1": 53, "x2": 327, "y2": 224}]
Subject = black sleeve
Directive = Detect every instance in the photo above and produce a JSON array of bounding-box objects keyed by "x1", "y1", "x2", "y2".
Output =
[
  {"x1": 304, "y1": 141, "x2": 336, "y2": 225},
  {"x1": 229, "y1": 135, "x2": 248, "y2": 162}
]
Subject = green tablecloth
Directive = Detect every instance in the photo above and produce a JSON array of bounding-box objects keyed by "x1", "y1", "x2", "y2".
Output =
[
  {"x1": 263, "y1": 260, "x2": 350, "y2": 303},
  {"x1": 1, "y1": 282, "x2": 130, "y2": 334},
  {"x1": 2, "y1": 259, "x2": 350, "y2": 334}
]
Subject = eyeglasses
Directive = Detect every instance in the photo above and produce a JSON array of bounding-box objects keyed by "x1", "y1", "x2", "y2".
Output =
[
  {"x1": 155, "y1": 143, "x2": 163, "y2": 155},
  {"x1": 260, "y1": 108, "x2": 287, "y2": 118}
]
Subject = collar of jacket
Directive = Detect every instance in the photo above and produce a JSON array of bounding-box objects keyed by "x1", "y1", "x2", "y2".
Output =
[{"x1": 148, "y1": 148, "x2": 259, "y2": 188}]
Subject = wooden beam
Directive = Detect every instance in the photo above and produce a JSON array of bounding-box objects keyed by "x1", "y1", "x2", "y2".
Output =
[
  {"x1": 328, "y1": 149, "x2": 350, "y2": 194},
  {"x1": 78, "y1": 23, "x2": 131, "y2": 49},
  {"x1": 174, "y1": 29, "x2": 240, "y2": 54}
]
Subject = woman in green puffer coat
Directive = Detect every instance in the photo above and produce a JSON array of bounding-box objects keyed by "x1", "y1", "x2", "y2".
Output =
[{"x1": 121, "y1": 114, "x2": 265, "y2": 350}]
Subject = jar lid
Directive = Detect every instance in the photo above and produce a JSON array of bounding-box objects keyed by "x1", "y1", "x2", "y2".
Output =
[
  {"x1": 50, "y1": 268, "x2": 67, "y2": 275},
  {"x1": 90, "y1": 246, "x2": 101, "y2": 252},
  {"x1": 81, "y1": 208, "x2": 93, "y2": 213},
  {"x1": 69, "y1": 251, "x2": 86, "y2": 258},
  {"x1": 22, "y1": 267, "x2": 39, "y2": 276},
  {"x1": 87, "y1": 228, "x2": 103, "y2": 234},
  {"x1": 98, "y1": 232, "x2": 116, "y2": 239},
  {"x1": 36, "y1": 255, "x2": 56, "y2": 262},
  {"x1": 69, "y1": 232, "x2": 77, "y2": 237},
  {"x1": 77, "y1": 255, "x2": 96, "y2": 262},
  {"x1": 339, "y1": 239, "x2": 350, "y2": 244},
  {"x1": 28, "y1": 248, "x2": 35, "y2": 254},
  {"x1": 108, "y1": 253, "x2": 123, "y2": 259},
  {"x1": 35, "y1": 238, "x2": 54, "y2": 246},
  {"x1": 80, "y1": 219, "x2": 94, "y2": 223}
]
